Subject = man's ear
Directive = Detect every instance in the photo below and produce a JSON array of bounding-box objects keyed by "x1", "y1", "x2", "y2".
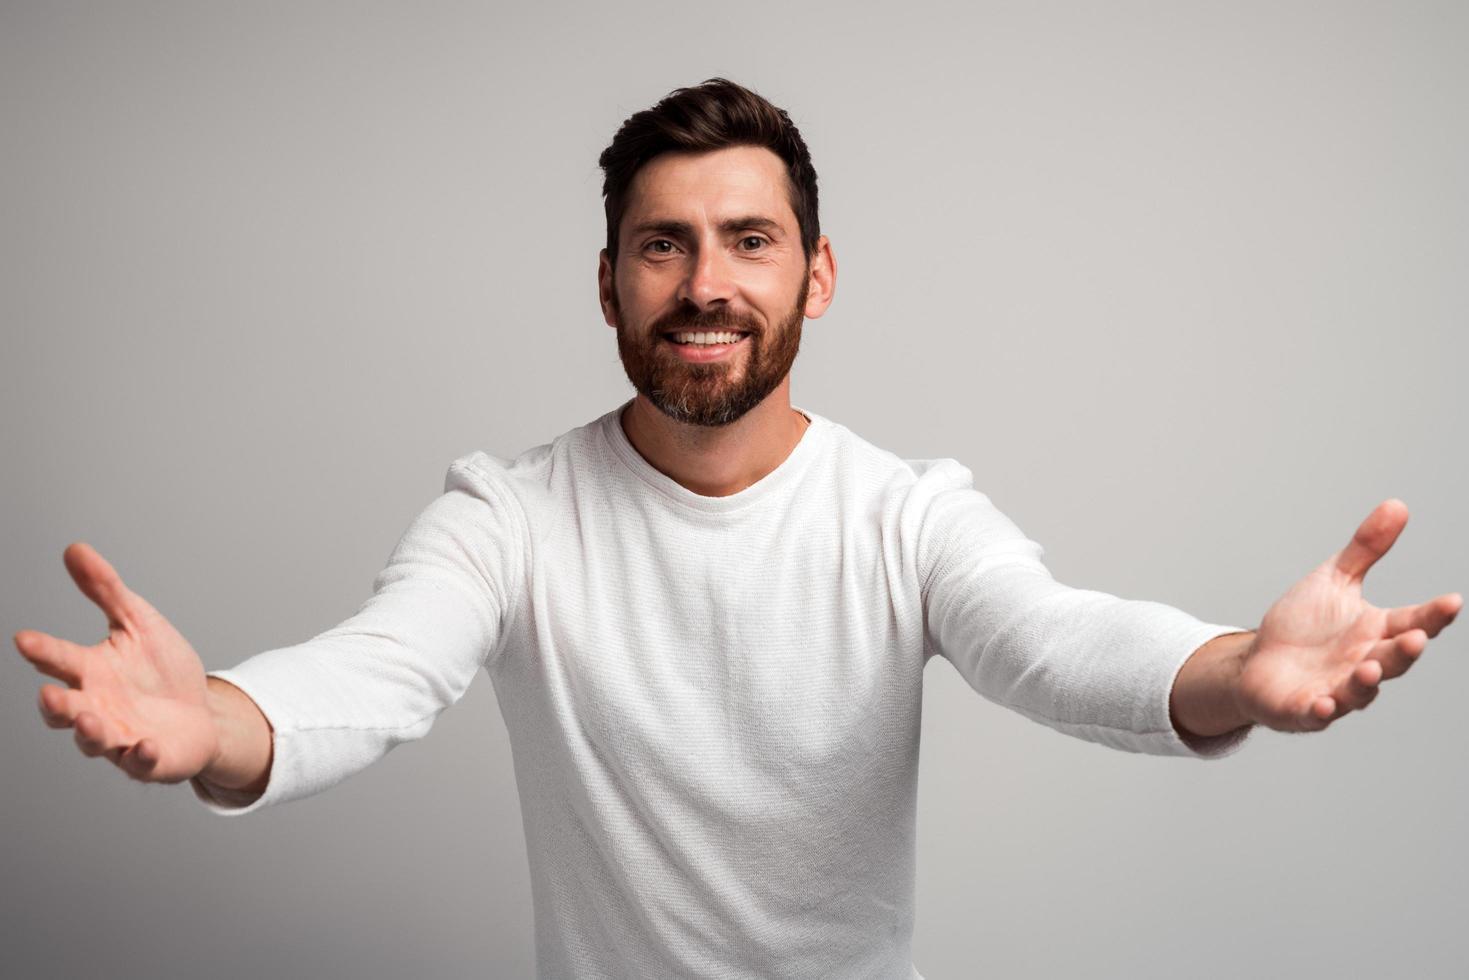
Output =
[
  {"x1": 598, "y1": 249, "x2": 619, "y2": 329},
  {"x1": 803, "y1": 235, "x2": 837, "y2": 319}
]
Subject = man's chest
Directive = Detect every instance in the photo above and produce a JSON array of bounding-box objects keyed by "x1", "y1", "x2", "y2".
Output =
[{"x1": 492, "y1": 505, "x2": 927, "y2": 790}]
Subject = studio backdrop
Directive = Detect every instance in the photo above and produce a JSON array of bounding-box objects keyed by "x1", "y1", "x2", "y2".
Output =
[{"x1": 3, "y1": 2, "x2": 1465, "y2": 978}]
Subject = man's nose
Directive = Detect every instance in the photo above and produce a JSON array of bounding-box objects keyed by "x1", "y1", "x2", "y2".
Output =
[{"x1": 676, "y1": 243, "x2": 736, "y2": 310}]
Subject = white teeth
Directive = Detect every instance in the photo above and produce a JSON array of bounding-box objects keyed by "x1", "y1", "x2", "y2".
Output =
[{"x1": 671, "y1": 331, "x2": 744, "y2": 346}]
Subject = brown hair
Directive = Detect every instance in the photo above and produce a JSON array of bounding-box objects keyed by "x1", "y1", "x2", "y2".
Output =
[{"x1": 597, "y1": 78, "x2": 820, "y2": 270}]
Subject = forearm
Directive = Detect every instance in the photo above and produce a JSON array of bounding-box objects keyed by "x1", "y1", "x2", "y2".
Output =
[
  {"x1": 1170, "y1": 630, "x2": 1256, "y2": 739},
  {"x1": 194, "y1": 675, "x2": 274, "y2": 800}
]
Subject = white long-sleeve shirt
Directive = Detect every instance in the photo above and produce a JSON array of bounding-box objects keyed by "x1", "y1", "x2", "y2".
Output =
[{"x1": 193, "y1": 400, "x2": 1252, "y2": 979}]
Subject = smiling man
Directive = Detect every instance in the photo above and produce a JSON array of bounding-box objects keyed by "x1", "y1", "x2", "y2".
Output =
[
  {"x1": 16, "y1": 79, "x2": 1461, "y2": 980},
  {"x1": 606, "y1": 140, "x2": 825, "y2": 490},
  {"x1": 610, "y1": 145, "x2": 812, "y2": 418}
]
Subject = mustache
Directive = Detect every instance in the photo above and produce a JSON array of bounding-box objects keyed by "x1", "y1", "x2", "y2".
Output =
[{"x1": 648, "y1": 305, "x2": 761, "y2": 336}]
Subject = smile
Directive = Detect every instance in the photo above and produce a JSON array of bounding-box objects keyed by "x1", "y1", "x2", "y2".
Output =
[
  {"x1": 662, "y1": 330, "x2": 750, "y2": 346},
  {"x1": 660, "y1": 332, "x2": 749, "y2": 363}
]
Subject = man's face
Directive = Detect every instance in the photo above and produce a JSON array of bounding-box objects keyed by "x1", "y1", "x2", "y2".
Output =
[{"x1": 599, "y1": 146, "x2": 823, "y2": 427}]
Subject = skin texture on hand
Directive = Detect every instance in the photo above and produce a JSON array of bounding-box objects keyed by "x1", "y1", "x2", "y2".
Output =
[
  {"x1": 14, "y1": 542, "x2": 249, "y2": 785},
  {"x1": 1173, "y1": 499, "x2": 1461, "y2": 738}
]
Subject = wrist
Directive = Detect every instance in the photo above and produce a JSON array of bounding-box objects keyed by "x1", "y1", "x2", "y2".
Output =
[
  {"x1": 198, "y1": 676, "x2": 272, "y2": 794},
  {"x1": 1171, "y1": 630, "x2": 1257, "y2": 739}
]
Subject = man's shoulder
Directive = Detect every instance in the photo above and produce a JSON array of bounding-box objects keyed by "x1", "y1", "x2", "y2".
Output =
[
  {"x1": 438, "y1": 409, "x2": 618, "y2": 521},
  {"x1": 812, "y1": 410, "x2": 977, "y2": 497},
  {"x1": 814, "y1": 414, "x2": 1024, "y2": 572}
]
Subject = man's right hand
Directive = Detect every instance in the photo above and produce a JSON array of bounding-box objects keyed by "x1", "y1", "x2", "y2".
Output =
[{"x1": 14, "y1": 542, "x2": 251, "y2": 787}]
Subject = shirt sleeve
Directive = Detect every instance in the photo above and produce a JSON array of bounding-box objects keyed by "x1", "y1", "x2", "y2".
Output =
[
  {"x1": 189, "y1": 454, "x2": 525, "y2": 815},
  {"x1": 915, "y1": 460, "x2": 1253, "y2": 759}
]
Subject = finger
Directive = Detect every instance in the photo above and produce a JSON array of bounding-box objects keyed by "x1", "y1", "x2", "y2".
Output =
[
  {"x1": 1384, "y1": 592, "x2": 1463, "y2": 640},
  {"x1": 1332, "y1": 499, "x2": 1409, "y2": 584},
  {"x1": 73, "y1": 710, "x2": 122, "y2": 757},
  {"x1": 38, "y1": 684, "x2": 88, "y2": 729},
  {"x1": 119, "y1": 738, "x2": 161, "y2": 780},
  {"x1": 63, "y1": 541, "x2": 144, "y2": 633},
  {"x1": 1356, "y1": 658, "x2": 1385, "y2": 687},
  {"x1": 1296, "y1": 694, "x2": 1335, "y2": 732},
  {"x1": 74, "y1": 711, "x2": 106, "y2": 755},
  {"x1": 1365, "y1": 628, "x2": 1428, "y2": 681},
  {"x1": 1333, "y1": 660, "x2": 1383, "y2": 713},
  {"x1": 14, "y1": 630, "x2": 86, "y2": 686}
]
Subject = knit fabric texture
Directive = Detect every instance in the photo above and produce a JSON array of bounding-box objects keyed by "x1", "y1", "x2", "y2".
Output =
[{"x1": 193, "y1": 401, "x2": 1252, "y2": 979}]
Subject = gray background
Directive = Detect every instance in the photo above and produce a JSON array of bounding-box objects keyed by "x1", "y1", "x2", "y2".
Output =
[{"x1": 3, "y1": 1, "x2": 1465, "y2": 977}]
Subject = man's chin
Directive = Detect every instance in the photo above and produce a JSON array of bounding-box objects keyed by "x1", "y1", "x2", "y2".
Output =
[{"x1": 643, "y1": 385, "x2": 755, "y2": 428}]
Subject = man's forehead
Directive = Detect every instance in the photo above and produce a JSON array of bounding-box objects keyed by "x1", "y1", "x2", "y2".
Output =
[{"x1": 624, "y1": 147, "x2": 796, "y2": 226}]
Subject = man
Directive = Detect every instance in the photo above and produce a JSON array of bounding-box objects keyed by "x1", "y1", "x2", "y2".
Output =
[{"x1": 15, "y1": 78, "x2": 1461, "y2": 979}]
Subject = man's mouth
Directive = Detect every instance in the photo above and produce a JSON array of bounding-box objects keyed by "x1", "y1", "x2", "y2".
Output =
[{"x1": 662, "y1": 330, "x2": 750, "y2": 347}]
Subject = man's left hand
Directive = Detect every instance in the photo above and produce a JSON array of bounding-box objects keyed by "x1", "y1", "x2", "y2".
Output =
[{"x1": 1234, "y1": 499, "x2": 1461, "y2": 733}]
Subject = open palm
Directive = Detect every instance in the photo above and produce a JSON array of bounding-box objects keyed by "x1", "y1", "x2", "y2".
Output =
[
  {"x1": 1236, "y1": 499, "x2": 1462, "y2": 732},
  {"x1": 14, "y1": 542, "x2": 219, "y2": 783}
]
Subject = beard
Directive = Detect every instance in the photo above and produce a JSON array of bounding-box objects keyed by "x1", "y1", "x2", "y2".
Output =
[{"x1": 613, "y1": 276, "x2": 808, "y2": 428}]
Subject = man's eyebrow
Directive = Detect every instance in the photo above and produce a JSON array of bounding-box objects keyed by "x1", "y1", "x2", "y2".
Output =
[{"x1": 628, "y1": 215, "x2": 785, "y2": 238}]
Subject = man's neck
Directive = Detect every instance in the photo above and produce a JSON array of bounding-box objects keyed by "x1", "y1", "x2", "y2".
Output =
[{"x1": 619, "y1": 383, "x2": 811, "y2": 498}]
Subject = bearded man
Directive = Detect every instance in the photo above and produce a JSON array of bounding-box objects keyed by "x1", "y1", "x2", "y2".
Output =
[{"x1": 16, "y1": 78, "x2": 1461, "y2": 980}]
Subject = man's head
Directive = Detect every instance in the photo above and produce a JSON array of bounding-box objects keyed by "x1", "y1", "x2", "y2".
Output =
[{"x1": 597, "y1": 79, "x2": 835, "y2": 427}]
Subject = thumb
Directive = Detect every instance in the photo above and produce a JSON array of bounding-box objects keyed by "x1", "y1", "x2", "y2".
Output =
[
  {"x1": 63, "y1": 542, "x2": 148, "y2": 632},
  {"x1": 1331, "y1": 499, "x2": 1409, "y2": 584}
]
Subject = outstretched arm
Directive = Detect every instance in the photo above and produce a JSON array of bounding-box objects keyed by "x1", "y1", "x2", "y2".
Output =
[
  {"x1": 1170, "y1": 499, "x2": 1461, "y2": 739},
  {"x1": 919, "y1": 463, "x2": 1256, "y2": 759},
  {"x1": 17, "y1": 454, "x2": 522, "y2": 815}
]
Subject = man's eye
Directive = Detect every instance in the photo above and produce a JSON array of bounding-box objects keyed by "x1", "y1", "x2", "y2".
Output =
[
  {"x1": 645, "y1": 240, "x2": 675, "y2": 254},
  {"x1": 739, "y1": 236, "x2": 767, "y2": 251}
]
